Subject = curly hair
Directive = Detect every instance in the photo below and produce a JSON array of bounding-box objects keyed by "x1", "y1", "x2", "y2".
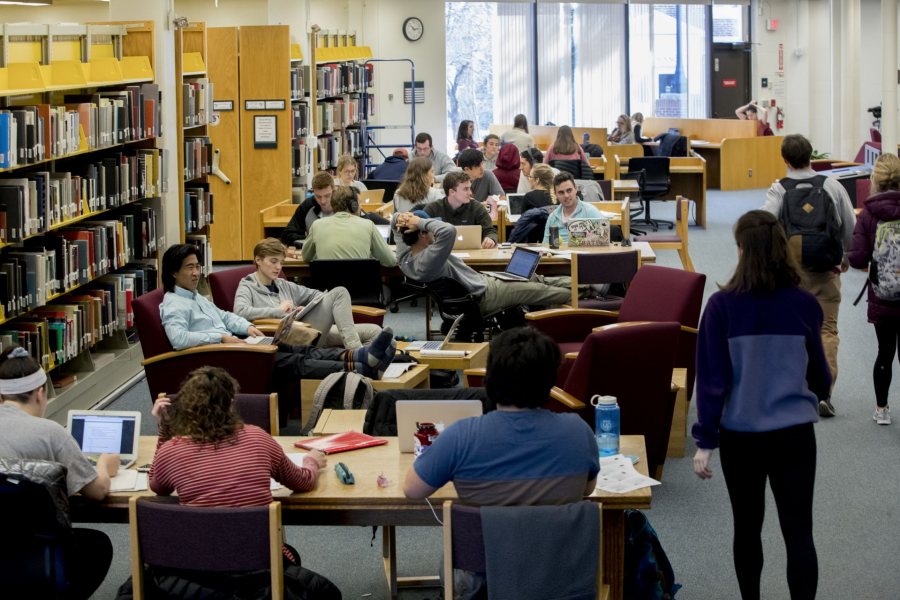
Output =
[{"x1": 164, "y1": 367, "x2": 244, "y2": 445}]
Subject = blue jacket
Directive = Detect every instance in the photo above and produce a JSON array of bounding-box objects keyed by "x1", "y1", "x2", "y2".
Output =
[{"x1": 366, "y1": 156, "x2": 408, "y2": 182}]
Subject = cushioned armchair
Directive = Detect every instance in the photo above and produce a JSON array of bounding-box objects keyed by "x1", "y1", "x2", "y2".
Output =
[{"x1": 134, "y1": 289, "x2": 278, "y2": 400}]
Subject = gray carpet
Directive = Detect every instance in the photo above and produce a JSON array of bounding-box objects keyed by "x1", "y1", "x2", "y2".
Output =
[{"x1": 92, "y1": 190, "x2": 900, "y2": 599}]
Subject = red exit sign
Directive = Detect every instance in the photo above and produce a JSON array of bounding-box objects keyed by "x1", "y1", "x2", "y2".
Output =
[{"x1": 722, "y1": 79, "x2": 737, "y2": 88}]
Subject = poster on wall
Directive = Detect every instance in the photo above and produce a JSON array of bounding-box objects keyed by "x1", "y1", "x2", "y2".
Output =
[{"x1": 254, "y1": 115, "x2": 278, "y2": 149}]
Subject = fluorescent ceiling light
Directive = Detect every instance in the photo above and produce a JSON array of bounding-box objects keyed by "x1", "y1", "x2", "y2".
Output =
[{"x1": 0, "y1": 1, "x2": 52, "y2": 5}]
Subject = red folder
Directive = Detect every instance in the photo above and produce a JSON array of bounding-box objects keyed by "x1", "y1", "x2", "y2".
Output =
[{"x1": 294, "y1": 431, "x2": 387, "y2": 455}]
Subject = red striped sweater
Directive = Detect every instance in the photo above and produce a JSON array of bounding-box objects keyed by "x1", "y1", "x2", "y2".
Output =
[{"x1": 150, "y1": 425, "x2": 318, "y2": 506}]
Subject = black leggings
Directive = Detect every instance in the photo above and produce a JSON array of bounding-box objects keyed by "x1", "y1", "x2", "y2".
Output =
[
  {"x1": 873, "y1": 321, "x2": 900, "y2": 408},
  {"x1": 719, "y1": 424, "x2": 818, "y2": 600},
  {"x1": 67, "y1": 528, "x2": 113, "y2": 600}
]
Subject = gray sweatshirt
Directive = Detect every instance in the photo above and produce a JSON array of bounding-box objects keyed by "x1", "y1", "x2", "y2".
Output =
[
  {"x1": 394, "y1": 217, "x2": 487, "y2": 296},
  {"x1": 233, "y1": 273, "x2": 322, "y2": 321}
]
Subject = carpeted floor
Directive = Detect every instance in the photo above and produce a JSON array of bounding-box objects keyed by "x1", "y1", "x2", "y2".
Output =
[{"x1": 92, "y1": 189, "x2": 900, "y2": 599}]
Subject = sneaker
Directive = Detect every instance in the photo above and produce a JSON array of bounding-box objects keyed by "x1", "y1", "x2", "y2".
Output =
[
  {"x1": 819, "y1": 399, "x2": 836, "y2": 417},
  {"x1": 874, "y1": 406, "x2": 892, "y2": 425}
]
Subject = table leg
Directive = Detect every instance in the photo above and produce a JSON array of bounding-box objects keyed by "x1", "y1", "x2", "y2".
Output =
[
  {"x1": 381, "y1": 526, "x2": 442, "y2": 598},
  {"x1": 603, "y1": 509, "x2": 625, "y2": 600}
]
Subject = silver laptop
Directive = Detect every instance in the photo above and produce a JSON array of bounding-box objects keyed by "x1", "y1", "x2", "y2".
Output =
[
  {"x1": 396, "y1": 400, "x2": 484, "y2": 453},
  {"x1": 405, "y1": 314, "x2": 464, "y2": 351},
  {"x1": 453, "y1": 225, "x2": 483, "y2": 250},
  {"x1": 67, "y1": 410, "x2": 142, "y2": 469},
  {"x1": 486, "y1": 246, "x2": 542, "y2": 282},
  {"x1": 507, "y1": 194, "x2": 526, "y2": 215},
  {"x1": 376, "y1": 223, "x2": 391, "y2": 243}
]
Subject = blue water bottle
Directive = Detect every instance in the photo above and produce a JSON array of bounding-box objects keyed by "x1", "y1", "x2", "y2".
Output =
[{"x1": 592, "y1": 395, "x2": 620, "y2": 456}]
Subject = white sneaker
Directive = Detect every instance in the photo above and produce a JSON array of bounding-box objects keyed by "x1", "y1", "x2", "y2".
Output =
[{"x1": 874, "y1": 406, "x2": 892, "y2": 426}]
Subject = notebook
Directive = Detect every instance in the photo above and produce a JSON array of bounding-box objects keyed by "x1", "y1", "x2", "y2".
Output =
[
  {"x1": 67, "y1": 410, "x2": 141, "y2": 469},
  {"x1": 294, "y1": 431, "x2": 388, "y2": 454},
  {"x1": 248, "y1": 294, "x2": 327, "y2": 345},
  {"x1": 486, "y1": 246, "x2": 542, "y2": 282},
  {"x1": 405, "y1": 314, "x2": 464, "y2": 351},
  {"x1": 453, "y1": 225, "x2": 483, "y2": 250},
  {"x1": 567, "y1": 218, "x2": 611, "y2": 247},
  {"x1": 396, "y1": 400, "x2": 484, "y2": 453}
]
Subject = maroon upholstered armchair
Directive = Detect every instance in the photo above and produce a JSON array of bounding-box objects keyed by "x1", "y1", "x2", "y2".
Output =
[
  {"x1": 570, "y1": 250, "x2": 640, "y2": 310},
  {"x1": 160, "y1": 392, "x2": 280, "y2": 436},
  {"x1": 133, "y1": 288, "x2": 278, "y2": 400}
]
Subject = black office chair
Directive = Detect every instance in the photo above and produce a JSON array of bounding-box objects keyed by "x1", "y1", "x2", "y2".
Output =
[
  {"x1": 623, "y1": 157, "x2": 672, "y2": 233},
  {"x1": 408, "y1": 277, "x2": 507, "y2": 343},
  {"x1": 309, "y1": 258, "x2": 385, "y2": 307}
]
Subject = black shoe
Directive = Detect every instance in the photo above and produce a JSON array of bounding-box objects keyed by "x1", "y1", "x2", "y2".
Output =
[{"x1": 819, "y1": 399, "x2": 836, "y2": 417}]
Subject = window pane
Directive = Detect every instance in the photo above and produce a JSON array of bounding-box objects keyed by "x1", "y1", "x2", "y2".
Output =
[{"x1": 712, "y1": 4, "x2": 748, "y2": 43}]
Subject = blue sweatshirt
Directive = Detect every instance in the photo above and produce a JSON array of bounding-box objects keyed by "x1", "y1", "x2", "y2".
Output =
[{"x1": 692, "y1": 286, "x2": 831, "y2": 449}]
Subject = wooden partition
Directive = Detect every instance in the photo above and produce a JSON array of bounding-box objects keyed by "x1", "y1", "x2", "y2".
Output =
[
  {"x1": 616, "y1": 155, "x2": 708, "y2": 228},
  {"x1": 642, "y1": 117, "x2": 756, "y2": 143},
  {"x1": 604, "y1": 144, "x2": 644, "y2": 180},
  {"x1": 489, "y1": 124, "x2": 608, "y2": 152}
]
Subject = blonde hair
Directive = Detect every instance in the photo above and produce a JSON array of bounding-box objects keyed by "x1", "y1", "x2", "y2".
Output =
[
  {"x1": 253, "y1": 237, "x2": 286, "y2": 259},
  {"x1": 871, "y1": 153, "x2": 900, "y2": 194},
  {"x1": 396, "y1": 157, "x2": 434, "y2": 202},
  {"x1": 616, "y1": 114, "x2": 632, "y2": 134},
  {"x1": 631, "y1": 112, "x2": 644, "y2": 124},
  {"x1": 336, "y1": 154, "x2": 357, "y2": 177},
  {"x1": 530, "y1": 164, "x2": 557, "y2": 203}
]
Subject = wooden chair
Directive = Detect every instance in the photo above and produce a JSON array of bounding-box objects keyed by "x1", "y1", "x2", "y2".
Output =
[
  {"x1": 159, "y1": 392, "x2": 280, "y2": 435},
  {"x1": 442, "y1": 500, "x2": 606, "y2": 600},
  {"x1": 129, "y1": 497, "x2": 284, "y2": 600},
  {"x1": 633, "y1": 196, "x2": 695, "y2": 272}
]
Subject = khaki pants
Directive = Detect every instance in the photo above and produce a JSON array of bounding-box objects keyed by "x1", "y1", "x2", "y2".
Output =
[
  {"x1": 800, "y1": 270, "x2": 840, "y2": 393},
  {"x1": 478, "y1": 275, "x2": 571, "y2": 316},
  {"x1": 301, "y1": 287, "x2": 382, "y2": 350}
]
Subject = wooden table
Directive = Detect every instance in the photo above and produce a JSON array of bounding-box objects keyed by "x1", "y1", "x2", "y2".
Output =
[
  {"x1": 312, "y1": 408, "x2": 368, "y2": 435},
  {"x1": 396, "y1": 342, "x2": 489, "y2": 371},
  {"x1": 616, "y1": 156, "x2": 709, "y2": 228},
  {"x1": 74, "y1": 435, "x2": 651, "y2": 600}
]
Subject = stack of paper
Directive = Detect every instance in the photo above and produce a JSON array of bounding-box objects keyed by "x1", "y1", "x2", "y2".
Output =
[
  {"x1": 109, "y1": 470, "x2": 148, "y2": 492},
  {"x1": 595, "y1": 454, "x2": 660, "y2": 494}
]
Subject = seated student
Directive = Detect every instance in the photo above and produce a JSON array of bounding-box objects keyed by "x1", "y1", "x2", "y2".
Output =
[
  {"x1": 393, "y1": 156, "x2": 443, "y2": 213},
  {"x1": 147, "y1": 367, "x2": 341, "y2": 599},
  {"x1": 522, "y1": 164, "x2": 556, "y2": 212},
  {"x1": 482, "y1": 134, "x2": 501, "y2": 171},
  {"x1": 632, "y1": 112, "x2": 650, "y2": 143},
  {"x1": 0, "y1": 347, "x2": 116, "y2": 600},
  {"x1": 544, "y1": 125, "x2": 592, "y2": 173},
  {"x1": 456, "y1": 120, "x2": 479, "y2": 152},
  {"x1": 543, "y1": 172, "x2": 605, "y2": 246},
  {"x1": 736, "y1": 101, "x2": 774, "y2": 136},
  {"x1": 160, "y1": 244, "x2": 396, "y2": 380},
  {"x1": 281, "y1": 171, "x2": 335, "y2": 246},
  {"x1": 333, "y1": 154, "x2": 367, "y2": 192},
  {"x1": 301, "y1": 187, "x2": 396, "y2": 267},
  {"x1": 608, "y1": 114, "x2": 635, "y2": 145},
  {"x1": 518, "y1": 147, "x2": 550, "y2": 193},
  {"x1": 415, "y1": 132, "x2": 459, "y2": 182},
  {"x1": 394, "y1": 211, "x2": 570, "y2": 317},
  {"x1": 458, "y1": 148, "x2": 505, "y2": 203},
  {"x1": 501, "y1": 114, "x2": 535, "y2": 152},
  {"x1": 492, "y1": 143, "x2": 522, "y2": 193},
  {"x1": 367, "y1": 148, "x2": 409, "y2": 182},
  {"x1": 235, "y1": 238, "x2": 382, "y2": 349},
  {"x1": 423, "y1": 171, "x2": 498, "y2": 249}
]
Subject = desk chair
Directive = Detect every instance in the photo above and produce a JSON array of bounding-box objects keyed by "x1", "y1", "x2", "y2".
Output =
[
  {"x1": 623, "y1": 157, "x2": 672, "y2": 233},
  {"x1": 160, "y1": 392, "x2": 280, "y2": 435},
  {"x1": 309, "y1": 258, "x2": 384, "y2": 308},
  {"x1": 550, "y1": 158, "x2": 595, "y2": 180},
  {"x1": 443, "y1": 500, "x2": 605, "y2": 600},
  {"x1": 633, "y1": 196, "x2": 695, "y2": 272},
  {"x1": 129, "y1": 497, "x2": 284, "y2": 600},
  {"x1": 412, "y1": 277, "x2": 504, "y2": 343}
]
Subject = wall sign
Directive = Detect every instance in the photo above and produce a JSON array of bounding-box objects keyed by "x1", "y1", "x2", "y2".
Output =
[
  {"x1": 254, "y1": 115, "x2": 278, "y2": 149},
  {"x1": 213, "y1": 100, "x2": 234, "y2": 111},
  {"x1": 264, "y1": 100, "x2": 286, "y2": 110}
]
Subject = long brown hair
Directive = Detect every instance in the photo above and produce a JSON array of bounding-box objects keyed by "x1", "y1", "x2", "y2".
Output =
[
  {"x1": 721, "y1": 210, "x2": 800, "y2": 294},
  {"x1": 396, "y1": 157, "x2": 434, "y2": 202},
  {"x1": 165, "y1": 367, "x2": 244, "y2": 445},
  {"x1": 551, "y1": 125, "x2": 578, "y2": 155}
]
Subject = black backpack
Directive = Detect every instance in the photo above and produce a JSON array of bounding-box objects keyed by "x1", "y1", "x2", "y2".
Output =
[
  {"x1": 624, "y1": 510, "x2": 681, "y2": 599},
  {"x1": 780, "y1": 175, "x2": 843, "y2": 272}
]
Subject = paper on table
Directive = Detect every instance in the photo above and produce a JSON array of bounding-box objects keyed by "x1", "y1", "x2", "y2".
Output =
[
  {"x1": 451, "y1": 252, "x2": 471, "y2": 258},
  {"x1": 272, "y1": 453, "x2": 309, "y2": 490},
  {"x1": 595, "y1": 454, "x2": 660, "y2": 494},
  {"x1": 110, "y1": 470, "x2": 148, "y2": 492},
  {"x1": 599, "y1": 211, "x2": 620, "y2": 219},
  {"x1": 383, "y1": 362, "x2": 415, "y2": 379}
]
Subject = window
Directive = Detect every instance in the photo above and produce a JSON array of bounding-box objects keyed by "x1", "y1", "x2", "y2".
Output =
[{"x1": 712, "y1": 4, "x2": 749, "y2": 44}]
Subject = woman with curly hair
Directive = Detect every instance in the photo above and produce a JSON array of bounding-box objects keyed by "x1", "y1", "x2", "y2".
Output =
[{"x1": 393, "y1": 156, "x2": 442, "y2": 213}]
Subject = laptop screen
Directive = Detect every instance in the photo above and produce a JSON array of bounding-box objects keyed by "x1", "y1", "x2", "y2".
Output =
[
  {"x1": 506, "y1": 248, "x2": 541, "y2": 278},
  {"x1": 507, "y1": 194, "x2": 526, "y2": 215},
  {"x1": 70, "y1": 413, "x2": 137, "y2": 455},
  {"x1": 375, "y1": 224, "x2": 391, "y2": 242}
]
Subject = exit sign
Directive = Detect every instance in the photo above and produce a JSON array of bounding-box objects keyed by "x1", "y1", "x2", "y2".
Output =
[{"x1": 722, "y1": 79, "x2": 737, "y2": 88}]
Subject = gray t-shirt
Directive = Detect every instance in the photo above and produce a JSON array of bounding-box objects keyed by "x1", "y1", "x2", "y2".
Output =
[
  {"x1": 471, "y1": 170, "x2": 504, "y2": 202},
  {"x1": 0, "y1": 403, "x2": 97, "y2": 496}
]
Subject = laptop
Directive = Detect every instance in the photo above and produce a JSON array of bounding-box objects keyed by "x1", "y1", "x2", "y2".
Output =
[
  {"x1": 375, "y1": 223, "x2": 391, "y2": 243},
  {"x1": 396, "y1": 400, "x2": 484, "y2": 453},
  {"x1": 67, "y1": 410, "x2": 141, "y2": 469},
  {"x1": 506, "y1": 194, "x2": 526, "y2": 223},
  {"x1": 453, "y1": 225, "x2": 483, "y2": 250},
  {"x1": 404, "y1": 314, "x2": 464, "y2": 351},
  {"x1": 567, "y1": 218, "x2": 611, "y2": 247},
  {"x1": 486, "y1": 246, "x2": 542, "y2": 282},
  {"x1": 247, "y1": 295, "x2": 327, "y2": 345}
]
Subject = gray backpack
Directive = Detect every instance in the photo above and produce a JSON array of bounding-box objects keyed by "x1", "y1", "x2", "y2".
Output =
[{"x1": 300, "y1": 371, "x2": 374, "y2": 435}]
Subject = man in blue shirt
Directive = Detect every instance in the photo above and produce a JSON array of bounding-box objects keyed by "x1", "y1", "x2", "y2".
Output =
[{"x1": 159, "y1": 244, "x2": 396, "y2": 380}]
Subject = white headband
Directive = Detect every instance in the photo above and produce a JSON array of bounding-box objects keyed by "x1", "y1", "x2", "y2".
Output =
[{"x1": 0, "y1": 348, "x2": 47, "y2": 395}]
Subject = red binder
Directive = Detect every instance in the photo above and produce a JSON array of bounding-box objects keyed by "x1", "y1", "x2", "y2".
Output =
[{"x1": 294, "y1": 431, "x2": 388, "y2": 455}]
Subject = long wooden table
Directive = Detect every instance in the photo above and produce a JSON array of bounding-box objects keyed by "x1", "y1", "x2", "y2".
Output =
[{"x1": 74, "y1": 435, "x2": 651, "y2": 600}]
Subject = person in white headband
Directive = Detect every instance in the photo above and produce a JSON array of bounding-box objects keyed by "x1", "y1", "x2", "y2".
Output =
[{"x1": 0, "y1": 345, "x2": 117, "y2": 599}]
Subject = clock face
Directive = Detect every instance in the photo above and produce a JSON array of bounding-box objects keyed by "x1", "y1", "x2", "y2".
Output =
[{"x1": 403, "y1": 17, "x2": 424, "y2": 42}]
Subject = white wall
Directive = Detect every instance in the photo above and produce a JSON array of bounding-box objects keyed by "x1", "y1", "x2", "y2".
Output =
[{"x1": 0, "y1": 1, "x2": 108, "y2": 23}]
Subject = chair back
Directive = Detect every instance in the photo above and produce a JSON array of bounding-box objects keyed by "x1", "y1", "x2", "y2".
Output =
[
  {"x1": 130, "y1": 497, "x2": 283, "y2": 599},
  {"x1": 627, "y1": 157, "x2": 670, "y2": 196},
  {"x1": 361, "y1": 179, "x2": 399, "y2": 202},
  {"x1": 309, "y1": 258, "x2": 383, "y2": 307},
  {"x1": 597, "y1": 179, "x2": 612, "y2": 200},
  {"x1": 234, "y1": 393, "x2": 280, "y2": 435},
  {"x1": 550, "y1": 158, "x2": 593, "y2": 180},
  {"x1": 564, "y1": 322, "x2": 680, "y2": 478},
  {"x1": 571, "y1": 251, "x2": 639, "y2": 309},
  {"x1": 208, "y1": 266, "x2": 257, "y2": 312},
  {"x1": 618, "y1": 265, "x2": 704, "y2": 328},
  {"x1": 133, "y1": 288, "x2": 173, "y2": 359}
]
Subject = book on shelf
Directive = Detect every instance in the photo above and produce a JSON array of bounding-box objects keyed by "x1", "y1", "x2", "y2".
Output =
[
  {"x1": 290, "y1": 64, "x2": 307, "y2": 101},
  {"x1": 184, "y1": 186, "x2": 214, "y2": 233},
  {"x1": 292, "y1": 139, "x2": 310, "y2": 177},
  {"x1": 185, "y1": 234, "x2": 212, "y2": 275},
  {"x1": 315, "y1": 63, "x2": 372, "y2": 98},
  {"x1": 183, "y1": 136, "x2": 212, "y2": 181},
  {"x1": 182, "y1": 79, "x2": 213, "y2": 128}
]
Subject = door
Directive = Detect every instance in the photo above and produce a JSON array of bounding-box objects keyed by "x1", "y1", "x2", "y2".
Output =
[{"x1": 710, "y1": 44, "x2": 750, "y2": 118}]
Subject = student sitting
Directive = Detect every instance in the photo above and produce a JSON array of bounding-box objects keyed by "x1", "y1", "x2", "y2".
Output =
[
  {"x1": 0, "y1": 347, "x2": 116, "y2": 600},
  {"x1": 518, "y1": 148, "x2": 552, "y2": 193},
  {"x1": 544, "y1": 126, "x2": 592, "y2": 179},
  {"x1": 235, "y1": 238, "x2": 382, "y2": 349},
  {"x1": 482, "y1": 134, "x2": 501, "y2": 171},
  {"x1": 415, "y1": 132, "x2": 459, "y2": 182},
  {"x1": 281, "y1": 171, "x2": 335, "y2": 246},
  {"x1": 522, "y1": 164, "x2": 556, "y2": 212},
  {"x1": 542, "y1": 172, "x2": 605, "y2": 246},
  {"x1": 608, "y1": 114, "x2": 635, "y2": 144},
  {"x1": 160, "y1": 244, "x2": 396, "y2": 380},
  {"x1": 456, "y1": 120, "x2": 479, "y2": 152},
  {"x1": 501, "y1": 114, "x2": 535, "y2": 152},
  {"x1": 423, "y1": 171, "x2": 498, "y2": 249},
  {"x1": 332, "y1": 154, "x2": 367, "y2": 192},
  {"x1": 458, "y1": 148, "x2": 505, "y2": 203},
  {"x1": 393, "y1": 157, "x2": 443, "y2": 213},
  {"x1": 366, "y1": 148, "x2": 409, "y2": 182},
  {"x1": 492, "y1": 143, "x2": 522, "y2": 193}
]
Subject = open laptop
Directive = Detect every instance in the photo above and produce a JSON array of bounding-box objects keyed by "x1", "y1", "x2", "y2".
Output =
[
  {"x1": 506, "y1": 194, "x2": 526, "y2": 224},
  {"x1": 246, "y1": 295, "x2": 327, "y2": 345},
  {"x1": 375, "y1": 223, "x2": 391, "y2": 243},
  {"x1": 404, "y1": 314, "x2": 464, "y2": 351},
  {"x1": 486, "y1": 246, "x2": 542, "y2": 282},
  {"x1": 67, "y1": 410, "x2": 141, "y2": 469},
  {"x1": 567, "y1": 218, "x2": 611, "y2": 247},
  {"x1": 453, "y1": 225, "x2": 483, "y2": 250},
  {"x1": 396, "y1": 400, "x2": 484, "y2": 453}
]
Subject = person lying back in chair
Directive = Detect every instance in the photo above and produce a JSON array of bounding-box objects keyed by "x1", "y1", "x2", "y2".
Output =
[{"x1": 160, "y1": 244, "x2": 396, "y2": 380}]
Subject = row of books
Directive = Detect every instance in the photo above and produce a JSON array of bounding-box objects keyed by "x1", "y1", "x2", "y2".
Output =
[
  {"x1": 184, "y1": 186, "x2": 213, "y2": 233},
  {"x1": 0, "y1": 85, "x2": 161, "y2": 169},
  {"x1": 292, "y1": 138, "x2": 311, "y2": 178},
  {"x1": 0, "y1": 210, "x2": 159, "y2": 321},
  {"x1": 0, "y1": 148, "x2": 165, "y2": 243},
  {"x1": 0, "y1": 265, "x2": 157, "y2": 371},
  {"x1": 290, "y1": 64, "x2": 308, "y2": 101},
  {"x1": 315, "y1": 132, "x2": 361, "y2": 170},
  {"x1": 184, "y1": 136, "x2": 212, "y2": 181},
  {"x1": 315, "y1": 63, "x2": 373, "y2": 98},
  {"x1": 292, "y1": 105, "x2": 309, "y2": 139},
  {"x1": 185, "y1": 234, "x2": 212, "y2": 276},
  {"x1": 314, "y1": 97, "x2": 361, "y2": 134},
  {"x1": 183, "y1": 79, "x2": 213, "y2": 128}
]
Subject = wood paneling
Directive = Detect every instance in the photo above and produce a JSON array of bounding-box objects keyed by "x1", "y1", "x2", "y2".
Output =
[{"x1": 642, "y1": 117, "x2": 756, "y2": 142}]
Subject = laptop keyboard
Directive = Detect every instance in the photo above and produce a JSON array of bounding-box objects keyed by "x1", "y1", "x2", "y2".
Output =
[{"x1": 86, "y1": 456, "x2": 132, "y2": 467}]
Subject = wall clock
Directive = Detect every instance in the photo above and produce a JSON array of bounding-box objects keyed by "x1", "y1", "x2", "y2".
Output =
[{"x1": 403, "y1": 17, "x2": 424, "y2": 42}]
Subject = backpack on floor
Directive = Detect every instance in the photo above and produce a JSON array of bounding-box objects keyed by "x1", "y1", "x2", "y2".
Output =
[
  {"x1": 624, "y1": 509, "x2": 680, "y2": 600},
  {"x1": 869, "y1": 220, "x2": 900, "y2": 301},
  {"x1": 780, "y1": 175, "x2": 843, "y2": 272},
  {"x1": 301, "y1": 372, "x2": 374, "y2": 435}
]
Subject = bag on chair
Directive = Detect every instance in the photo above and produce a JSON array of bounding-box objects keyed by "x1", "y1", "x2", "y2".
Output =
[{"x1": 301, "y1": 372, "x2": 374, "y2": 434}]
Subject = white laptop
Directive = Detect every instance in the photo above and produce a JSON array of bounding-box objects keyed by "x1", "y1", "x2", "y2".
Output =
[
  {"x1": 486, "y1": 246, "x2": 542, "y2": 282},
  {"x1": 567, "y1": 218, "x2": 611, "y2": 247},
  {"x1": 375, "y1": 223, "x2": 391, "y2": 243},
  {"x1": 453, "y1": 225, "x2": 483, "y2": 250},
  {"x1": 506, "y1": 194, "x2": 526, "y2": 224},
  {"x1": 396, "y1": 400, "x2": 484, "y2": 453},
  {"x1": 67, "y1": 410, "x2": 142, "y2": 469},
  {"x1": 405, "y1": 314, "x2": 464, "y2": 351}
]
